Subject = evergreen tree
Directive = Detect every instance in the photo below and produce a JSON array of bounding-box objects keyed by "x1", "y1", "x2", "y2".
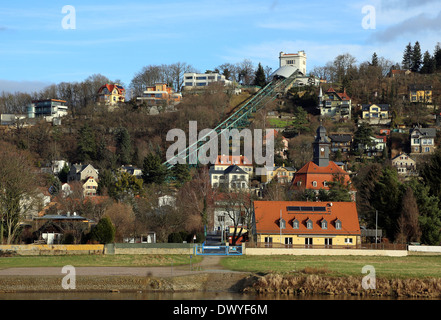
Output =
[
  {"x1": 371, "y1": 52, "x2": 378, "y2": 66},
  {"x1": 91, "y1": 216, "x2": 115, "y2": 244},
  {"x1": 420, "y1": 149, "x2": 441, "y2": 199},
  {"x1": 434, "y1": 42, "x2": 441, "y2": 71},
  {"x1": 408, "y1": 178, "x2": 441, "y2": 245},
  {"x1": 58, "y1": 163, "x2": 70, "y2": 183},
  {"x1": 171, "y1": 164, "x2": 191, "y2": 186},
  {"x1": 253, "y1": 63, "x2": 266, "y2": 88},
  {"x1": 115, "y1": 127, "x2": 132, "y2": 165},
  {"x1": 411, "y1": 41, "x2": 422, "y2": 72},
  {"x1": 142, "y1": 153, "x2": 168, "y2": 185},
  {"x1": 402, "y1": 42, "x2": 413, "y2": 70},
  {"x1": 420, "y1": 50, "x2": 435, "y2": 74},
  {"x1": 371, "y1": 167, "x2": 403, "y2": 241},
  {"x1": 77, "y1": 123, "x2": 97, "y2": 162}
]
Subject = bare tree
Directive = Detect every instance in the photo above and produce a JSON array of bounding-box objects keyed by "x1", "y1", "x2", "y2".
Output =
[{"x1": 0, "y1": 142, "x2": 39, "y2": 244}]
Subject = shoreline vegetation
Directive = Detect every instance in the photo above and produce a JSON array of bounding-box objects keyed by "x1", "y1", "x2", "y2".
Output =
[{"x1": 1, "y1": 254, "x2": 441, "y2": 298}]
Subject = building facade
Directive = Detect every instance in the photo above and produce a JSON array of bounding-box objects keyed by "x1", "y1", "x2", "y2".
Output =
[
  {"x1": 97, "y1": 84, "x2": 126, "y2": 106},
  {"x1": 319, "y1": 87, "x2": 352, "y2": 119},
  {"x1": 409, "y1": 84, "x2": 433, "y2": 104},
  {"x1": 183, "y1": 72, "x2": 232, "y2": 89},
  {"x1": 279, "y1": 51, "x2": 307, "y2": 75},
  {"x1": 391, "y1": 153, "x2": 416, "y2": 176},
  {"x1": 253, "y1": 201, "x2": 361, "y2": 248},
  {"x1": 409, "y1": 126, "x2": 436, "y2": 154},
  {"x1": 259, "y1": 165, "x2": 296, "y2": 184},
  {"x1": 28, "y1": 99, "x2": 68, "y2": 119},
  {"x1": 361, "y1": 104, "x2": 390, "y2": 122},
  {"x1": 209, "y1": 165, "x2": 250, "y2": 190},
  {"x1": 136, "y1": 83, "x2": 182, "y2": 105},
  {"x1": 290, "y1": 125, "x2": 354, "y2": 197}
]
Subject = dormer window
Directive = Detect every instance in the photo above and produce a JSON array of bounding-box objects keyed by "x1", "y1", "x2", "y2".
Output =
[
  {"x1": 312, "y1": 181, "x2": 317, "y2": 187},
  {"x1": 279, "y1": 218, "x2": 286, "y2": 229},
  {"x1": 306, "y1": 219, "x2": 313, "y2": 229},
  {"x1": 335, "y1": 219, "x2": 342, "y2": 230},
  {"x1": 321, "y1": 219, "x2": 328, "y2": 230},
  {"x1": 292, "y1": 219, "x2": 299, "y2": 229}
]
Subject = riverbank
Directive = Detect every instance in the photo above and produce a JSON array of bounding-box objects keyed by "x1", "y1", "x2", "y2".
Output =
[{"x1": 1, "y1": 272, "x2": 441, "y2": 299}]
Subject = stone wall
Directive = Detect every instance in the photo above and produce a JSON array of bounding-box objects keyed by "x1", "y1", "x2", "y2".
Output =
[
  {"x1": 244, "y1": 247, "x2": 408, "y2": 257},
  {"x1": 0, "y1": 244, "x2": 104, "y2": 255}
]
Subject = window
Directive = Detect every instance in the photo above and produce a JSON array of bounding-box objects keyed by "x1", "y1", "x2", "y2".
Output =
[
  {"x1": 321, "y1": 219, "x2": 327, "y2": 229},
  {"x1": 285, "y1": 237, "x2": 293, "y2": 245},
  {"x1": 264, "y1": 237, "x2": 273, "y2": 247},
  {"x1": 279, "y1": 218, "x2": 286, "y2": 229},
  {"x1": 305, "y1": 238, "x2": 313, "y2": 245},
  {"x1": 425, "y1": 147, "x2": 430, "y2": 152},
  {"x1": 292, "y1": 219, "x2": 299, "y2": 229},
  {"x1": 335, "y1": 220, "x2": 342, "y2": 230},
  {"x1": 306, "y1": 220, "x2": 313, "y2": 229},
  {"x1": 325, "y1": 238, "x2": 333, "y2": 246},
  {"x1": 312, "y1": 181, "x2": 317, "y2": 187},
  {"x1": 345, "y1": 238, "x2": 353, "y2": 244}
]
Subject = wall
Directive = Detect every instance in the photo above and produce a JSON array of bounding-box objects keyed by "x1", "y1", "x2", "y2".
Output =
[
  {"x1": 408, "y1": 245, "x2": 441, "y2": 253},
  {"x1": 244, "y1": 247, "x2": 408, "y2": 257},
  {"x1": 105, "y1": 243, "x2": 196, "y2": 255},
  {"x1": 0, "y1": 244, "x2": 104, "y2": 256}
]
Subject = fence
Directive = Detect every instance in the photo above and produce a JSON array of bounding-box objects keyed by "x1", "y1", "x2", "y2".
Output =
[{"x1": 194, "y1": 244, "x2": 243, "y2": 256}]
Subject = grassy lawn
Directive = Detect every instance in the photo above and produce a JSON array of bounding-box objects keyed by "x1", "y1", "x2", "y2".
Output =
[
  {"x1": 267, "y1": 118, "x2": 292, "y2": 128},
  {"x1": 220, "y1": 255, "x2": 441, "y2": 279},
  {"x1": 0, "y1": 254, "x2": 203, "y2": 269}
]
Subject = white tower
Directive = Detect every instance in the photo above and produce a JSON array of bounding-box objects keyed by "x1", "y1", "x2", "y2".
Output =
[{"x1": 279, "y1": 51, "x2": 307, "y2": 75}]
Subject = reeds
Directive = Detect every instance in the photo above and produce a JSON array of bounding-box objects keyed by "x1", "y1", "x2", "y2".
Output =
[{"x1": 248, "y1": 273, "x2": 441, "y2": 298}]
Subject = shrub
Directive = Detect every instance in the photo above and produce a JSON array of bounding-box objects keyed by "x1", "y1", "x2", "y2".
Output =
[{"x1": 90, "y1": 217, "x2": 115, "y2": 244}]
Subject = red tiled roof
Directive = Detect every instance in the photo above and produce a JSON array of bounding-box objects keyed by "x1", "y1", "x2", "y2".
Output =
[
  {"x1": 254, "y1": 200, "x2": 361, "y2": 236},
  {"x1": 98, "y1": 84, "x2": 125, "y2": 95},
  {"x1": 215, "y1": 155, "x2": 253, "y2": 166},
  {"x1": 291, "y1": 161, "x2": 353, "y2": 191}
]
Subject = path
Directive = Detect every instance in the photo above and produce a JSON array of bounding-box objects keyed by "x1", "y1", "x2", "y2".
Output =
[{"x1": 0, "y1": 256, "x2": 236, "y2": 278}]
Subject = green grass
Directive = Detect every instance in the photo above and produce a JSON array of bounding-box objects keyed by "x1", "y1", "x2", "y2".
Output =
[
  {"x1": 0, "y1": 254, "x2": 203, "y2": 269},
  {"x1": 267, "y1": 118, "x2": 292, "y2": 128},
  {"x1": 220, "y1": 255, "x2": 441, "y2": 279}
]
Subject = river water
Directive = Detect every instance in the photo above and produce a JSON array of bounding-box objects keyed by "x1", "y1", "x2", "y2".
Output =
[{"x1": 0, "y1": 291, "x2": 427, "y2": 300}]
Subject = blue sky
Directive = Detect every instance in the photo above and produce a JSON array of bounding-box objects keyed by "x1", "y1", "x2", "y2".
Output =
[{"x1": 1, "y1": 0, "x2": 441, "y2": 93}]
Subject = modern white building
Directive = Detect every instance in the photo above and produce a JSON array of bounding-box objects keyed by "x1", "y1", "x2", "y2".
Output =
[
  {"x1": 183, "y1": 72, "x2": 232, "y2": 89},
  {"x1": 279, "y1": 51, "x2": 307, "y2": 75},
  {"x1": 28, "y1": 99, "x2": 68, "y2": 119}
]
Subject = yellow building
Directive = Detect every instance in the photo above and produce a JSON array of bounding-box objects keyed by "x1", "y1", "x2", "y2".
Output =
[
  {"x1": 254, "y1": 201, "x2": 361, "y2": 248},
  {"x1": 409, "y1": 84, "x2": 432, "y2": 104},
  {"x1": 97, "y1": 84, "x2": 126, "y2": 106},
  {"x1": 361, "y1": 104, "x2": 389, "y2": 120},
  {"x1": 260, "y1": 165, "x2": 296, "y2": 184},
  {"x1": 83, "y1": 176, "x2": 98, "y2": 197}
]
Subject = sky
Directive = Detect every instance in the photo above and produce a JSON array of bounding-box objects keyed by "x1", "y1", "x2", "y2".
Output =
[{"x1": 1, "y1": 0, "x2": 441, "y2": 93}]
